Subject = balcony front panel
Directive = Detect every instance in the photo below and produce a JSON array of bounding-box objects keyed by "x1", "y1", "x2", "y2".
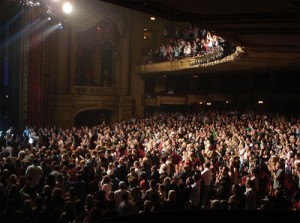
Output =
[{"x1": 72, "y1": 86, "x2": 119, "y2": 96}]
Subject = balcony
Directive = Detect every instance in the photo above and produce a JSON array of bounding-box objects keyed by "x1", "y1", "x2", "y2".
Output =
[{"x1": 136, "y1": 46, "x2": 243, "y2": 74}]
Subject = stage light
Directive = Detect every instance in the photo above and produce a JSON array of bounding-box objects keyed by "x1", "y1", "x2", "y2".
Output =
[
  {"x1": 258, "y1": 100, "x2": 264, "y2": 104},
  {"x1": 48, "y1": 17, "x2": 51, "y2": 21},
  {"x1": 58, "y1": 23, "x2": 63, "y2": 29},
  {"x1": 207, "y1": 102, "x2": 212, "y2": 106},
  {"x1": 62, "y1": 1, "x2": 73, "y2": 14},
  {"x1": 150, "y1": 17, "x2": 155, "y2": 21}
]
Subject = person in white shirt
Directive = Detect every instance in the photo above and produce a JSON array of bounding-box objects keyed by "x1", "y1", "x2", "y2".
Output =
[
  {"x1": 189, "y1": 174, "x2": 201, "y2": 208},
  {"x1": 201, "y1": 162, "x2": 212, "y2": 207},
  {"x1": 245, "y1": 179, "x2": 257, "y2": 210},
  {"x1": 25, "y1": 158, "x2": 43, "y2": 188},
  {"x1": 114, "y1": 181, "x2": 131, "y2": 208}
]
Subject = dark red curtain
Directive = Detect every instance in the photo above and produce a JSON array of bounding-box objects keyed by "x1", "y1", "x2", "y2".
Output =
[{"x1": 26, "y1": 12, "x2": 42, "y2": 126}]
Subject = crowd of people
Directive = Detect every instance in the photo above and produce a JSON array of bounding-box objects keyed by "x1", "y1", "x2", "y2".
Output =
[
  {"x1": 0, "y1": 110, "x2": 300, "y2": 222},
  {"x1": 144, "y1": 25, "x2": 228, "y2": 64}
]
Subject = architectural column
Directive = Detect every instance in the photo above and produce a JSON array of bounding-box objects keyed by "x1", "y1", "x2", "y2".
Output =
[
  {"x1": 120, "y1": 16, "x2": 130, "y2": 96},
  {"x1": 54, "y1": 28, "x2": 70, "y2": 94},
  {"x1": 129, "y1": 11, "x2": 144, "y2": 117}
]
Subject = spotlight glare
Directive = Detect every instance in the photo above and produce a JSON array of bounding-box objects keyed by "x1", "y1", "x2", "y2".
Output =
[
  {"x1": 58, "y1": 23, "x2": 63, "y2": 29},
  {"x1": 48, "y1": 17, "x2": 51, "y2": 21},
  {"x1": 62, "y1": 2, "x2": 73, "y2": 14}
]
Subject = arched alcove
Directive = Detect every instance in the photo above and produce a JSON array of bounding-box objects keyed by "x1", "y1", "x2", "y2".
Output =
[
  {"x1": 74, "y1": 109, "x2": 112, "y2": 127},
  {"x1": 75, "y1": 18, "x2": 121, "y2": 87}
]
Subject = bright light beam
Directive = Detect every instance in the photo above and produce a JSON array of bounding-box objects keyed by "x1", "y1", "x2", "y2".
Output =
[
  {"x1": 0, "y1": 9, "x2": 24, "y2": 33},
  {"x1": 0, "y1": 18, "x2": 41, "y2": 52}
]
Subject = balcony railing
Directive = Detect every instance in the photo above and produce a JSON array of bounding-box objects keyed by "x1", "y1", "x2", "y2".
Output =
[
  {"x1": 136, "y1": 46, "x2": 243, "y2": 74},
  {"x1": 72, "y1": 86, "x2": 119, "y2": 96},
  {"x1": 142, "y1": 92, "x2": 299, "y2": 106}
]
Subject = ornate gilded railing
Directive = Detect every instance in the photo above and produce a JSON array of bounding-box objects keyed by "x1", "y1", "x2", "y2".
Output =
[{"x1": 136, "y1": 46, "x2": 244, "y2": 74}]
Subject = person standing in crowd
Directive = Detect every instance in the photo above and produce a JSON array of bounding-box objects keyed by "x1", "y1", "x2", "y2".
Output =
[
  {"x1": 114, "y1": 181, "x2": 131, "y2": 208},
  {"x1": 201, "y1": 162, "x2": 212, "y2": 207},
  {"x1": 25, "y1": 158, "x2": 43, "y2": 197},
  {"x1": 245, "y1": 179, "x2": 257, "y2": 210}
]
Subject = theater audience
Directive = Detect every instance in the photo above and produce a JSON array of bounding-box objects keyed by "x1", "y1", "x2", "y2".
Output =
[{"x1": 0, "y1": 110, "x2": 299, "y2": 222}]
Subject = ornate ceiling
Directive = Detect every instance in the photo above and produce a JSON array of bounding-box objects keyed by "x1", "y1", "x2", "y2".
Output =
[{"x1": 100, "y1": 0, "x2": 300, "y2": 75}]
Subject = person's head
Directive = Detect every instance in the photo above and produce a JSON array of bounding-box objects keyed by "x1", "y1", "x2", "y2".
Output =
[
  {"x1": 119, "y1": 181, "x2": 126, "y2": 189},
  {"x1": 210, "y1": 199, "x2": 220, "y2": 210},
  {"x1": 9, "y1": 174, "x2": 17, "y2": 184},
  {"x1": 232, "y1": 183, "x2": 241, "y2": 194},
  {"x1": 158, "y1": 183, "x2": 165, "y2": 191},
  {"x1": 64, "y1": 201, "x2": 74, "y2": 213},
  {"x1": 149, "y1": 179, "x2": 157, "y2": 189},
  {"x1": 52, "y1": 187, "x2": 63, "y2": 199},
  {"x1": 143, "y1": 200, "x2": 153, "y2": 212},
  {"x1": 228, "y1": 195, "x2": 237, "y2": 210},
  {"x1": 164, "y1": 177, "x2": 171, "y2": 186},
  {"x1": 275, "y1": 161, "x2": 282, "y2": 170},
  {"x1": 167, "y1": 190, "x2": 176, "y2": 202},
  {"x1": 68, "y1": 187, "x2": 76, "y2": 197},
  {"x1": 204, "y1": 161, "x2": 210, "y2": 169},
  {"x1": 23, "y1": 199, "x2": 33, "y2": 212},
  {"x1": 85, "y1": 153, "x2": 91, "y2": 159},
  {"x1": 220, "y1": 199, "x2": 228, "y2": 210},
  {"x1": 43, "y1": 184, "x2": 52, "y2": 195},
  {"x1": 102, "y1": 175, "x2": 111, "y2": 184},
  {"x1": 151, "y1": 165, "x2": 158, "y2": 172},
  {"x1": 74, "y1": 200, "x2": 85, "y2": 215},
  {"x1": 32, "y1": 158, "x2": 38, "y2": 165},
  {"x1": 246, "y1": 179, "x2": 255, "y2": 189},
  {"x1": 86, "y1": 194, "x2": 94, "y2": 209}
]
